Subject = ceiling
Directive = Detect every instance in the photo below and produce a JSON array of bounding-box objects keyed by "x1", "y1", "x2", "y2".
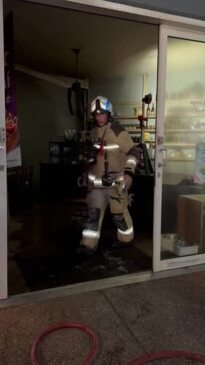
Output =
[{"x1": 4, "y1": 0, "x2": 159, "y2": 79}]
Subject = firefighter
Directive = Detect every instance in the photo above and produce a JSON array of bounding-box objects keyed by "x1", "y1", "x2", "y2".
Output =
[{"x1": 78, "y1": 96, "x2": 138, "y2": 256}]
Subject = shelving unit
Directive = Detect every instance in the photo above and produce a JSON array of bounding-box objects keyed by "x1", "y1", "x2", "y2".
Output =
[
  {"x1": 86, "y1": 116, "x2": 156, "y2": 143},
  {"x1": 163, "y1": 100, "x2": 205, "y2": 169},
  {"x1": 114, "y1": 116, "x2": 156, "y2": 120},
  {"x1": 166, "y1": 129, "x2": 205, "y2": 133},
  {"x1": 113, "y1": 116, "x2": 156, "y2": 143},
  {"x1": 164, "y1": 143, "x2": 195, "y2": 147},
  {"x1": 113, "y1": 115, "x2": 156, "y2": 173}
]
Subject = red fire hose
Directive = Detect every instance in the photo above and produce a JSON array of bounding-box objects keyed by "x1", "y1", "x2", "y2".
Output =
[
  {"x1": 31, "y1": 322, "x2": 99, "y2": 365},
  {"x1": 127, "y1": 350, "x2": 205, "y2": 364},
  {"x1": 31, "y1": 322, "x2": 205, "y2": 365}
]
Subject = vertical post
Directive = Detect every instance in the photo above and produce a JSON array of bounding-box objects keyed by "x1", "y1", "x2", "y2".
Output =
[
  {"x1": 152, "y1": 25, "x2": 168, "y2": 272},
  {"x1": 142, "y1": 73, "x2": 147, "y2": 99},
  {"x1": 0, "y1": 0, "x2": 8, "y2": 300}
]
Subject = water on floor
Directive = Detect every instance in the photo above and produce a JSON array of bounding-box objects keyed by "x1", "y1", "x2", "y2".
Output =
[{"x1": 8, "y1": 197, "x2": 152, "y2": 295}]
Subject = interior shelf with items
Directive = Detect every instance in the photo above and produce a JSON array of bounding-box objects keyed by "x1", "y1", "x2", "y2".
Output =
[
  {"x1": 85, "y1": 115, "x2": 156, "y2": 144},
  {"x1": 165, "y1": 130, "x2": 205, "y2": 163},
  {"x1": 112, "y1": 94, "x2": 156, "y2": 138},
  {"x1": 111, "y1": 94, "x2": 157, "y2": 175},
  {"x1": 113, "y1": 116, "x2": 156, "y2": 146},
  {"x1": 113, "y1": 117, "x2": 156, "y2": 175},
  {"x1": 164, "y1": 99, "x2": 205, "y2": 164}
]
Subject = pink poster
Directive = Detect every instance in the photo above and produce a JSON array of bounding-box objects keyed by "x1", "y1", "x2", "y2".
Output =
[{"x1": 4, "y1": 13, "x2": 21, "y2": 168}]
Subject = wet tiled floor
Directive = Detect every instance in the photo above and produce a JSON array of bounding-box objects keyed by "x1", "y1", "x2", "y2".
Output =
[{"x1": 8, "y1": 200, "x2": 152, "y2": 295}]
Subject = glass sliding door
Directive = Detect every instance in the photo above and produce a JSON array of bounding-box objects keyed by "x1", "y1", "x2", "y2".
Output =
[
  {"x1": 0, "y1": 0, "x2": 8, "y2": 299},
  {"x1": 154, "y1": 25, "x2": 205, "y2": 271}
]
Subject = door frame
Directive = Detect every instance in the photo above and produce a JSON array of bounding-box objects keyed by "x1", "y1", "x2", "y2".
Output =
[
  {"x1": 23, "y1": 0, "x2": 205, "y2": 31},
  {"x1": 0, "y1": 0, "x2": 8, "y2": 300},
  {"x1": 1, "y1": 1, "x2": 205, "y2": 300},
  {"x1": 153, "y1": 24, "x2": 205, "y2": 272}
]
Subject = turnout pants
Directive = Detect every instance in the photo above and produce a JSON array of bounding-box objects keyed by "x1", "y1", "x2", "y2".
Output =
[{"x1": 80, "y1": 187, "x2": 134, "y2": 249}]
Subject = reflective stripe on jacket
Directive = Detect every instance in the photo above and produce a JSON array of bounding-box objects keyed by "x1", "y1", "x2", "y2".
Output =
[{"x1": 90, "y1": 121, "x2": 138, "y2": 178}]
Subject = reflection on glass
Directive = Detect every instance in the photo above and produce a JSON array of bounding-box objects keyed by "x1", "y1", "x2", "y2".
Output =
[{"x1": 161, "y1": 37, "x2": 205, "y2": 259}]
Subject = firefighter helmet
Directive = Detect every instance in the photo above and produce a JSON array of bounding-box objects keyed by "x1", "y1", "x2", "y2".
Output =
[{"x1": 90, "y1": 96, "x2": 113, "y2": 115}]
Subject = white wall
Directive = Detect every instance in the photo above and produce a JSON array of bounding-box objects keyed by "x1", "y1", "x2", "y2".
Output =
[
  {"x1": 16, "y1": 71, "x2": 80, "y2": 183},
  {"x1": 90, "y1": 73, "x2": 157, "y2": 116}
]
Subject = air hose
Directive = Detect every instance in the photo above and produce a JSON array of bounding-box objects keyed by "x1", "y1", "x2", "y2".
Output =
[{"x1": 31, "y1": 322, "x2": 205, "y2": 365}]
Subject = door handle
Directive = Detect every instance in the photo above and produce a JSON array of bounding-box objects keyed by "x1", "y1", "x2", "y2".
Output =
[
  {"x1": 158, "y1": 148, "x2": 167, "y2": 167},
  {"x1": 159, "y1": 147, "x2": 167, "y2": 153},
  {"x1": 0, "y1": 144, "x2": 6, "y2": 171}
]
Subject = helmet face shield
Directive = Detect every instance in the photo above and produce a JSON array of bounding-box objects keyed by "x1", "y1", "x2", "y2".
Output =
[{"x1": 90, "y1": 96, "x2": 113, "y2": 116}]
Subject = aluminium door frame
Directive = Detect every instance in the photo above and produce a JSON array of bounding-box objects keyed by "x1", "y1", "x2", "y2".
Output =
[
  {"x1": 1, "y1": 1, "x2": 205, "y2": 300},
  {"x1": 0, "y1": 0, "x2": 8, "y2": 300},
  {"x1": 154, "y1": 24, "x2": 205, "y2": 272}
]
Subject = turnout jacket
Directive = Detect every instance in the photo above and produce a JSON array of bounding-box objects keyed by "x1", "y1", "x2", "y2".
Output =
[{"x1": 88, "y1": 120, "x2": 138, "y2": 181}]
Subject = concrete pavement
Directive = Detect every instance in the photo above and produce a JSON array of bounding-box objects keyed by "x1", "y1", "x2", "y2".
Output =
[{"x1": 1, "y1": 271, "x2": 205, "y2": 364}]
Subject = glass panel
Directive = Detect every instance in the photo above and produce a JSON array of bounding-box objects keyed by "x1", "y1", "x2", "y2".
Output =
[{"x1": 161, "y1": 37, "x2": 205, "y2": 260}]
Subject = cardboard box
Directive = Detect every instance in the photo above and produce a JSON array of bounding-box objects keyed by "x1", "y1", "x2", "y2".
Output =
[{"x1": 177, "y1": 194, "x2": 205, "y2": 253}]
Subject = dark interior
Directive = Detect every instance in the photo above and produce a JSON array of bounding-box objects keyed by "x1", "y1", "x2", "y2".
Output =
[
  {"x1": 8, "y1": 171, "x2": 153, "y2": 294},
  {"x1": 5, "y1": 1, "x2": 158, "y2": 295}
]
